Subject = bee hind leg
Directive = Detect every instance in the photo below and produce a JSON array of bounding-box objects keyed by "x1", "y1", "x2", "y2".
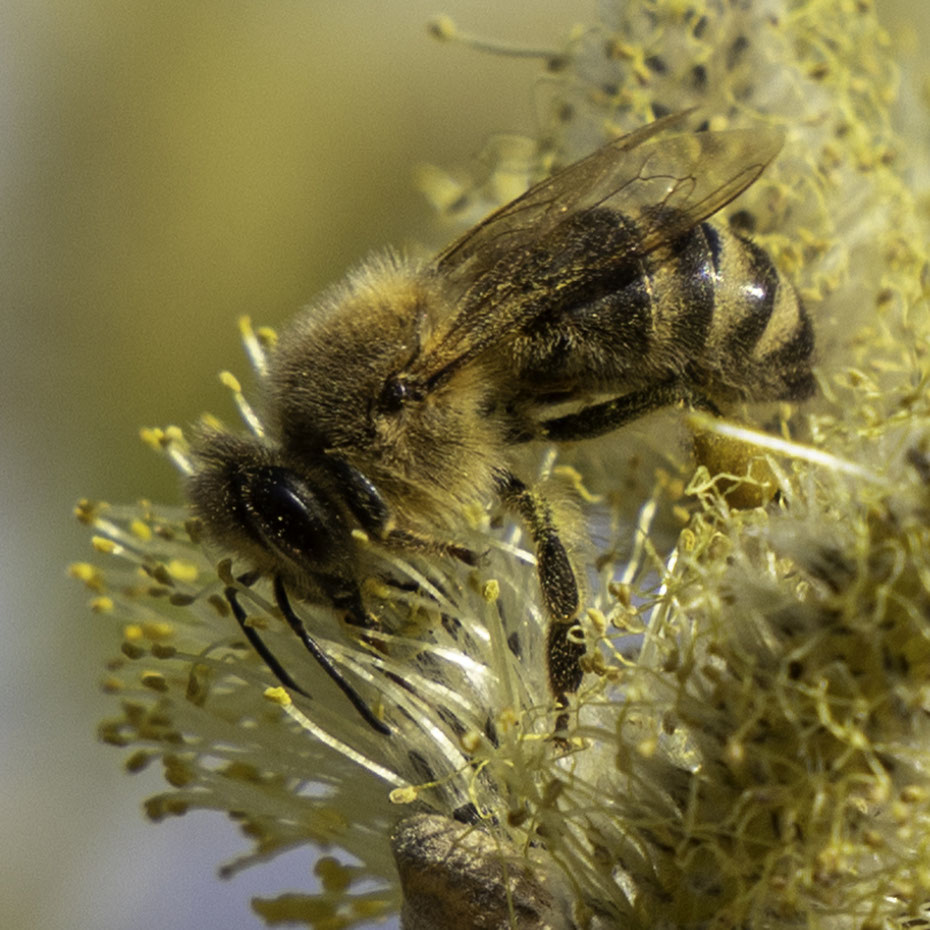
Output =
[
  {"x1": 539, "y1": 380, "x2": 718, "y2": 442},
  {"x1": 498, "y1": 472, "x2": 584, "y2": 730}
]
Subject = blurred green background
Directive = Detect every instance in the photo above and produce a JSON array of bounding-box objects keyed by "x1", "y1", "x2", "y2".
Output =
[
  {"x1": 3, "y1": 1, "x2": 924, "y2": 928},
  {"x1": 2, "y1": 2, "x2": 577, "y2": 927}
]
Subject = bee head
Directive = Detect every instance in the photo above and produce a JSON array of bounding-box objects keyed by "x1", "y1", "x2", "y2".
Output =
[{"x1": 187, "y1": 429, "x2": 354, "y2": 584}]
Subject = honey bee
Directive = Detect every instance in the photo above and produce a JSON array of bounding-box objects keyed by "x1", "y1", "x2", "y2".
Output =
[{"x1": 188, "y1": 113, "x2": 814, "y2": 734}]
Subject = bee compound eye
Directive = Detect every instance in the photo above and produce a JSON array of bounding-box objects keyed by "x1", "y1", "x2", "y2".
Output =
[{"x1": 244, "y1": 465, "x2": 344, "y2": 565}]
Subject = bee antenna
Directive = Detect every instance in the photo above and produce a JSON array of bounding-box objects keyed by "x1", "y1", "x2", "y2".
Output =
[
  {"x1": 272, "y1": 576, "x2": 392, "y2": 736},
  {"x1": 226, "y1": 586, "x2": 311, "y2": 698},
  {"x1": 225, "y1": 582, "x2": 390, "y2": 736}
]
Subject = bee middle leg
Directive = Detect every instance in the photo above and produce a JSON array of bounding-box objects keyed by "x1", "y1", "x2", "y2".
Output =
[
  {"x1": 329, "y1": 456, "x2": 479, "y2": 566},
  {"x1": 497, "y1": 472, "x2": 585, "y2": 724},
  {"x1": 538, "y1": 380, "x2": 718, "y2": 442}
]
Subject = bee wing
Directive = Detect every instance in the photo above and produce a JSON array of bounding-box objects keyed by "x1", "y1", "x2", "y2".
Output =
[
  {"x1": 412, "y1": 116, "x2": 784, "y2": 386},
  {"x1": 434, "y1": 110, "x2": 700, "y2": 272}
]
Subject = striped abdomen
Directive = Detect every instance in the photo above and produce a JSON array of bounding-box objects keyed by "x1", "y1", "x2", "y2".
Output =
[
  {"x1": 651, "y1": 220, "x2": 814, "y2": 402},
  {"x1": 509, "y1": 207, "x2": 814, "y2": 405}
]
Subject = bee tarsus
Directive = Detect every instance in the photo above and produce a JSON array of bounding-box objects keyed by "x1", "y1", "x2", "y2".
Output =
[{"x1": 497, "y1": 472, "x2": 584, "y2": 710}]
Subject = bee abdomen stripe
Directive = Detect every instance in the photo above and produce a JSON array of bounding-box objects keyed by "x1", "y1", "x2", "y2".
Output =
[
  {"x1": 728, "y1": 235, "x2": 780, "y2": 353},
  {"x1": 704, "y1": 220, "x2": 725, "y2": 273},
  {"x1": 658, "y1": 223, "x2": 717, "y2": 350},
  {"x1": 763, "y1": 302, "x2": 813, "y2": 366},
  {"x1": 759, "y1": 301, "x2": 816, "y2": 399}
]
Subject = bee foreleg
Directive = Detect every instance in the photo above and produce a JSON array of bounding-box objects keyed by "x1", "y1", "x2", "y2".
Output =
[
  {"x1": 311, "y1": 572, "x2": 373, "y2": 629},
  {"x1": 328, "y1": 456, "x2": 480, "y2": 566},
  {"x1": 498, "y1": 473, "x2": 585, "y2": 721},
  {"x1": 538, "y1": 380, "x2": 718, "y2": 442}
]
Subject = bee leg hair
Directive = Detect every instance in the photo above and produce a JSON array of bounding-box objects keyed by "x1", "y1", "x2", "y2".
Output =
[
  {"x1": 498, "y1": 472, "x2": 584, "y2": 729},
  {"x1": 385, "y1": 528, "x2": 479, "y2": 566}
]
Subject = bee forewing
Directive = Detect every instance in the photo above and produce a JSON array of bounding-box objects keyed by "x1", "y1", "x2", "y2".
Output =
[
  {"x1": 417, "y1": 118, "x2": 784, "y2": 384},
  {"x1": 434, "y1": 109, "x2": 698, "y2": 272}
]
